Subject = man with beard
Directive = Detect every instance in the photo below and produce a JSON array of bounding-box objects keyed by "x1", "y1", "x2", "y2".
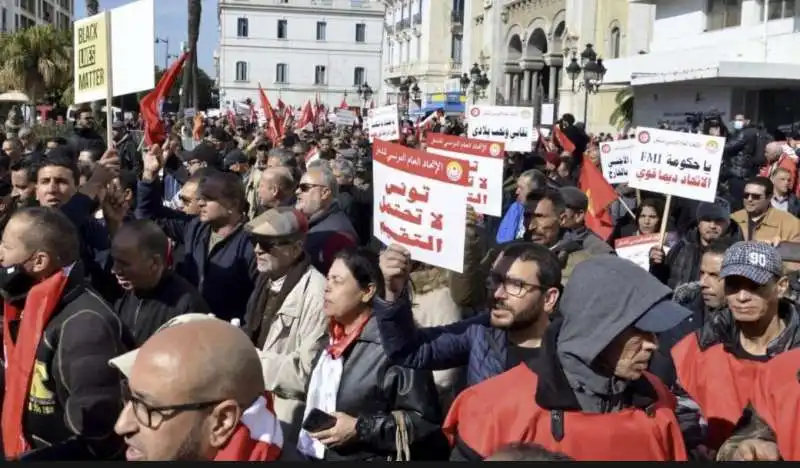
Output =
[
  {"x1": 111, "y1": 121, "x2": 142, "y2": 177},
  {"x1": 372, "y1": 241, "x2": 562, "y2": 389},
  {"x1": 111, "y1": 220, "x2": 210, "y2": 346},
  {"x1": 67, "y1": 106, "x2": 105, "y2": 154}
]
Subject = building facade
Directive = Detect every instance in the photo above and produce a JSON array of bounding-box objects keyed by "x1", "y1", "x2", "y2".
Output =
[
  {"x1": 3, "y1": 0, "x2": 73, "y2": 33},
  {"x1": 554, "y1": 0, "x2": 633, "y2": 133},
  {"x1": 603, "y1": 0, "x2": 800, "y2": 132},
  {"x1": 216, "y1": 0, "x2": 384, "y2": 109},
  {"x1": 381, "y1": 0, "x2": 465, "y2": 107}
]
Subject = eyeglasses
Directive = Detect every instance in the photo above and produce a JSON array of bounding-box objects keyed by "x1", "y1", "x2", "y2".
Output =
[
  {"x1": 121, "y1": 380, "x2": 223, "y2": 429},
  {"x1": 486, "y1": 272, "x2": 545, "y2": 298},
  {"x1": 249, "y1": 235, "x2": 297, "y2": 252},
  {"x1": 298, "y1": 183, "x2": 326, "y2": 193},
  {"x1": 743, "y1": 193, "x2": 765, "y2": 200}
]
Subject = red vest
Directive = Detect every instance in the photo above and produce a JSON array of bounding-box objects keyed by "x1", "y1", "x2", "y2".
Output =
[
  {"x1": 443, "y1": 363, "x2": 687, "y2": 461},
  {"x1": 751, "y1": 348, "x2": 800, "y2": 460},
  {"x1": 671, "y1": 333, "x2": 765, "y2": 449}
]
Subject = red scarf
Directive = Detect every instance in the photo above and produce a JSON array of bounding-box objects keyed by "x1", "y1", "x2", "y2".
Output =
[
  {"x1": 2, "y1": 271, "x2": 70, "y2": 458},
  {"x1": 326, "y1": 314, "x2": 370, "y2": 359},
  {"x1": 213, "y1": 392, "x2": 283, "y2": 461}
]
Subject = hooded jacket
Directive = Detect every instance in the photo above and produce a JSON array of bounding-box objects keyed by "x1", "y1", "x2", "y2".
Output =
[
  {"x1": 444, "y1": 255, "x2": 686, "y2": 461},
  {"x1": 556, "y1": 255, "x2": 674, "y2": 412}
]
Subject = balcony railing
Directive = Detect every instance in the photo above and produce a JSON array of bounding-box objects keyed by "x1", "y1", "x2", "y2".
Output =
[{"x1": 413, "y1": 13, "x2": 422, "y2": 25}]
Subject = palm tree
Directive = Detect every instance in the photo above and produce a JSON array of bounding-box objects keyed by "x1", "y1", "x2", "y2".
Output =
[
  {"x1": 180, "y1": 0, "x2": 202, "y2": 114},
  {"x1": 609, "y1": 87, "x2": 634, "y2": 131},
  {"x1": 0, "y1": 26, "x2": 72, "y2": 107},
  {"x1": 85, "y1": 0, "x2": 101, "y2": 117}
]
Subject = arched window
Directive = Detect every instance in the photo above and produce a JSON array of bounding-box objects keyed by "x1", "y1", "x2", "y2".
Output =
[
  {"x1": 609, "y1": 26, "x2": 621, "y2": 59},
  {"x1": 235, "y1": 61, "x2": 248, "y2": 81}
]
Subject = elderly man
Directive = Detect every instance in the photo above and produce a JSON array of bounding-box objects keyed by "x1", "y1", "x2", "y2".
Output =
[
  {"x1": 242, "y1": 207, "x2": 327, "y2": 445},
  {"x1": 110, "y1": 314, "x2": 285, "y2": 461},
  {"x1": 257, "y1": 166, "x2": 295, "y2": 214},
  {"x1": 759, "y1": 141, "x2": 796, "y2": 190},
  {"x1": 295, "y1": 161, "x2": 358, "y2": 274}
]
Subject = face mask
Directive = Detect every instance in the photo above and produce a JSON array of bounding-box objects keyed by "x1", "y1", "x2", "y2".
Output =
[
  {"x1": 0, "y1": 263, "x2": 36, "y2": 303},
  {"x1": 733, "y1": 121, "x2": 744, "y2": 130}
]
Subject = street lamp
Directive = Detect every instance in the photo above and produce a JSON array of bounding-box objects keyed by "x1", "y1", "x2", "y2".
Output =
[
  {"x1": 398, "y1": 76, "x2": 418, "y2": 114},
  {"x1": 356, "y1": 82, "x2": 373, "y2": 114},
  {"x1": 565, "y1": 44, "x2": 606, "y2": 124},
  {"x1": 460, "y1": 62, "x2": 490, "y2": 104},
  {"x1": 155, "y1": 37, "x2": 170, "y2": 70}
]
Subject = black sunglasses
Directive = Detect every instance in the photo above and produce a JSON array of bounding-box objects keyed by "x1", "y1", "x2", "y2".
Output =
[
  {"x1": 298, "y1": 183, "x2": 326, "y2": 193},
  {"x1": 249, "y1": 234, "x2": 298, "y2": 251}
]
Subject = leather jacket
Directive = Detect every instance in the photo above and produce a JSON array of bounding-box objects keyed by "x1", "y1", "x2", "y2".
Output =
[{"x1": 320, "y1": 316, "x2": 449, "y2": 461}]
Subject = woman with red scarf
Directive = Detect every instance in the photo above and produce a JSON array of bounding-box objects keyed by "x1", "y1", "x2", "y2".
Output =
[{"x1": 297, "y1": 247, "x2": 448, "y2": 461}]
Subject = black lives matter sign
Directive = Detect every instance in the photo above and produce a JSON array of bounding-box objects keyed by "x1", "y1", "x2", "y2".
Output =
[{"x1": 75, "y1": 20, "x2": 106, "y2": 93}]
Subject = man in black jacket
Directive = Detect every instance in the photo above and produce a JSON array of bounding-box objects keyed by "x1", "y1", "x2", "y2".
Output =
[
  {"x1": 67, "y1": 106, "x2": 105, "y2": 154},
  {"x1": 111, "y1": 219, "x2": 211, "y2": 346},
  {"x1": 0, "y1": 207, "x2": 133, "y2": 460},
  {"x1": 112, "y1": 121, "x2": 142, "y2": 177},
  {"x1": 723, "y1": 114, "x2": 767, "y2": 211}
]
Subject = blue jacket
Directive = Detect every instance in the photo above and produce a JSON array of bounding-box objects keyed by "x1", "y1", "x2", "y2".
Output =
[
  {"x1": 136, "y1": 180, "x2": 257, "y2": 322},
  {"x1": 495, "y1": 201, "x2": 524, "y2": 244},
  {"x1": 372, "y1": 295, "x2": 506, "y2": 388}
]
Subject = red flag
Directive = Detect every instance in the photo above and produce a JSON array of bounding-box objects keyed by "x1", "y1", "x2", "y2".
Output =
[
  {"x1": 339, "y1": 97, "x2": 348, "y2": 109},
  {"x1": 296, "y1": 100, "x2": 314, "y2": 130},
  {"x1": 140, "y1": 52, "x2": 188, "y2": 146},
  {"x1": 212, "y1": 393, "x2": 283, "y2": 461},
  {"x1": 257, "y1": 82, "x2": 282, "y2": 144},
  {"x1": 369, "y1": 99, "x2": 375, "y2": 109},
  {"x1": 553, "y1": 124, "x2": 576, "y2": 154},
  {"x1": 578, "y1": 154, "x2": 618, "y2": 240}
]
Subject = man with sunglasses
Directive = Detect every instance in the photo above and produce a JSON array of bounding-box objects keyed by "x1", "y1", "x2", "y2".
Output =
[
  {"x1": 731, "y1": 177, "x2": 800, "y2": 243},
  {"x1": 110, "y1": 314, "x2": 285, "y2": 461},
  {"x1": 294, "y1": 163, "x2": 357, "y2": 275},
  {"x1": 242, "y1": 207, "x2": 327, "y2": 446}
]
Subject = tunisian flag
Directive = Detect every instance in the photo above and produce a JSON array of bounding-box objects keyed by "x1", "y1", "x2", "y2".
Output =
[
  {"x1": 140, "y1": 51, "x2": 188, "y2": 146},
  {"x1": 213, "y1": 393, "x2": 283, "y2": 461},
  {"x1": 553, "y1": 123, "x2": 576, "y2": 153},
  {"x1": 578, "y1": 154, "x2": 618, "y2": 240}
]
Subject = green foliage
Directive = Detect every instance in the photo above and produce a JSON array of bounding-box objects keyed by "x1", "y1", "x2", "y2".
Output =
[
  {"x1": 609, "y1": 87, "x2": 634, "y2": 130},
  {"x1": 0, "y1": 25, "x2": 72, "y2": 106}
]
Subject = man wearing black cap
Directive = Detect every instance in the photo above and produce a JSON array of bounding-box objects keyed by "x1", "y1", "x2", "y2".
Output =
[
  {"x1": 180, "y1": 142, "x2": 220, "y2": 175},
  {"x1": 650, "y1": 199, "x2": 742, "y2": 289},
  {"x1": 559, "y1": 186, "x2": 614, "y2": 256},
  {"x1": 223, "y1": 149, "x2": 250, "y2": 178},
  {"x1": 671, "y1": 241, "x2": 800, "y2": 455}
]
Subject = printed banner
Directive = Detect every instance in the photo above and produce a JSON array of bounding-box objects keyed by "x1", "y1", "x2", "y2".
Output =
[
  {"x1": 465, "y1": 105, "x2": 534, "y2": 152},
  {"x1": 367, "y1": 105, "x2": 400, "y2": 142},
  {"x1": 599, "y1": 139, "x2": 634, "y2": 184}
]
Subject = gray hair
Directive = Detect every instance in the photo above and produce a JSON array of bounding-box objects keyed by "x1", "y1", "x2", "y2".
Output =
[
  {"x1": 267, "y1": 148, "x2": 296, "y2": 168},
  {"x1": 520, "y1": 169, "x2": 548, "y2": 190},
  {"x1": 307, "y1": 162, "x2": 339, "y2": 197},
  {"x1": 331, "y1": 159, "x2": 355, "y2": 184}
]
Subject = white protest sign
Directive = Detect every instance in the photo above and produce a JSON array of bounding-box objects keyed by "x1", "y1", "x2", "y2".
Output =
[
  {"x1": 425, "y1": 133, "x2": 505, "y2": 217},
  {"x1": 372, "y1": 139, "x2": 470, "y2": 273},
  {"x1": 628, "y1": 127, "x2": 724, "y2": 203},
  {"x1": 614, "y1": 234, "x2": 662, "y2": 271},
  {"x1": 334, "y1": 109, "x2": 358, "y2": 126},
  {"x1": 599, "y1": 139, "x2": 634, "y2": 184},
  {"x1": 368, "y1": 105, "x2": 400, "y2": 142},
  {"x1": 73, "y1": 0, "x2": 155, "y2": 104},
  {"x1": 466, "y1": 105, "x2": 534, "y2": 152}
]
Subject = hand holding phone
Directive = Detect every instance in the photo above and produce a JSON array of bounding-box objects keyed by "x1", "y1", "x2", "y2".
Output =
[{"x1": 302, "y1": 408, "x2": 337, "y2": 433}]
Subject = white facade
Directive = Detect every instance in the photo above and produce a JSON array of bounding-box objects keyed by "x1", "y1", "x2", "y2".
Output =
[
  {"x1": 3, "y1": 0, "x2": 73, "y2": 33},
  {"x1": 381, "y1": 0, "x2": 465, "y2": 105},
  {"x1": 216, "y1": 0, "x2": 384, "y2": 109},
  {"x1": 601, "y1": 0, "x2": 800, "y2": 129}
]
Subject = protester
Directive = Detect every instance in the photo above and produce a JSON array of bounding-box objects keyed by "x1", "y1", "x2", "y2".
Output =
[
  {"x1": 111, "y1": 219, "x2": 211, "y2": 345},
  {"x1": 294, "y1": 162, "x2": 358, "y2": 274},
  {"x1": 671, "y1": 241, "x2": 800, "y2": 453},
  {"x1": 730, "y1": 177, "x2": 800, "y2": 242},
  {"x1": 496, "y1": 169, "x2": 548, "y2": 244},
  {"x1": 1, "y1": 207, "x2": 133, "y2": 460},
  {"x1": 242, "y1": 207, "x2": 327, "y2": 443},
  {"x1": 442, "y1": 255, "x2": 689, "y2": 461},
  {"x1": 558, "y1": 186, "x2": 614, "y2": 255},
  {"x1": 298, "y1": 247, "x2": 447, "y2": 461},
  {"x1": 110, "y1": 314, "x2": 284, "y2": 461},
  {"x1": 770, "y1": 167, "x2": 800, "y2": 216}
]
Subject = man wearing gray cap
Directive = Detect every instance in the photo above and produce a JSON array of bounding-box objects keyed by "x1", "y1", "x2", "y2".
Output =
[
  {"x1": 559, "y1": 186, "x2": 614, "y2": 256},
  {"x1": 670, "y1": 241, "x2": 800, "y2": 456}
]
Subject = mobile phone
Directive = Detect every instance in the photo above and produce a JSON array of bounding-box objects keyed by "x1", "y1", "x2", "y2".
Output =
[{"x1": 302, "y1": 408, "x2": 337, "y2": 432}]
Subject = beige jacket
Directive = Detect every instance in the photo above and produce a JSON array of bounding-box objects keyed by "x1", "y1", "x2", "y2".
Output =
[
  {"x1": 245, "y1": 168, "x2": 262, "y2": 220},
  {"x1": 258, "y1": 265, "x2": 328, "y2": 443}
]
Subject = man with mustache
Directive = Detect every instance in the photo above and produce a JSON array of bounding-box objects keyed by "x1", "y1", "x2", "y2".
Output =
[{"x1": 373, "y1": 241, "x2": 562, "y2": 390}]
